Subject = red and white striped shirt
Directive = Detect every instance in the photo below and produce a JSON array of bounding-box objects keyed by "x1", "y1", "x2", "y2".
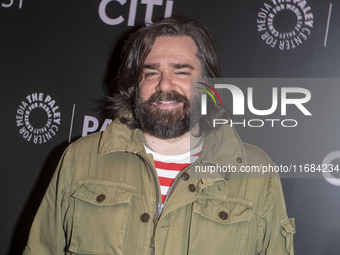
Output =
[{"x1": 145, "y1": 144, "x2": 202, "y2": 203}]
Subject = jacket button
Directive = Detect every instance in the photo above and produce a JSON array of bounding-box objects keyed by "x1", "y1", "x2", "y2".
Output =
[
  {"x1": 219, "y1": 211, "x2": 228, "y2": 220},
  {"x1": 96, "y1": 194, "x2": 106, "y2": 202},
  {"x1": 181, "y1": 173, "x2": 190, "y2": 181},
  {"x1": 140, "y1": 213, "x2": 150, "y2": 223},
  {"x1": 236, "y1": 157, "x2": 243, "y2": 163},
  {"x1": 188, "y1": 184, "x2": 196, "y2": 192}
]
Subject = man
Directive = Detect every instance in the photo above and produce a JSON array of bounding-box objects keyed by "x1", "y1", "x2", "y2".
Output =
[{"x1": 23, "y1": 17, "x2": 295, "y2": 255}]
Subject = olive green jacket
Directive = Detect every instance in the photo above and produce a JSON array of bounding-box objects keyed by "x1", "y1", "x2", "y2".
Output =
[{"x1": 23, "y1": 120, "x2": 295, "y2": 255}]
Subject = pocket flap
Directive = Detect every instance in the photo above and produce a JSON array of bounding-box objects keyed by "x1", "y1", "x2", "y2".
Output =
[
  {"x1": 193, "y1": 197, "x2": 253, "y2": 225},
  {"x1": 280, "y1": 217, "x2": 295, "y2": 255},
  {"x1": 72, "y1": 180, "x2": 136, "y2": 206},
  {"x1": 280, "y1": 217, "x2": 296, "y2": 234}
]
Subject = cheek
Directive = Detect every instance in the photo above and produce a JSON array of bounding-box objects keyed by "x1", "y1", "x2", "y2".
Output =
[
  {"x1": 139, "y1": 83, "x2": 154, "y2": 100},
  {"x1": 179, "y1": 84, "x2": 191, "y2": 100}
]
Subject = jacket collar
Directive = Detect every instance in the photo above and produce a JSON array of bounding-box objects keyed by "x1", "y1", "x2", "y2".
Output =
[
  {"x1": 98, "y1": 119, "x2": 248, "y2": 168},
  {"x1": 99, "y1": 119, "x2": 145, "y2": 155},
  {"x1": 198, "y1": 122, "x2": 248, "y2": 167},
  {"x1": 194, "y1": 123, "x2": 248, "y2": 185}
]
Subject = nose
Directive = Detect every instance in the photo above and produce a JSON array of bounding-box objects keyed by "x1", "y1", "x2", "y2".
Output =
[{"x1": 156, "y1": 72, "x2": 176, "y2": 92}]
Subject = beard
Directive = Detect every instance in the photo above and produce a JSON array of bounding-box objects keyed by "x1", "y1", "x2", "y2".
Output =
[{"x1": 134, "y1": 90, "x2": 201, "y2": 139}]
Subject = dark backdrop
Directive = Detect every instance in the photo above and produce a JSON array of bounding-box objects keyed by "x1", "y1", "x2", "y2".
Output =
[{"x1": 1, "y1": 0, "x2": 340, "y2": 254}]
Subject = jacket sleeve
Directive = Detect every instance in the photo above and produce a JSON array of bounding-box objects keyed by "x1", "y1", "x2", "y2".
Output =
[
  {"x1": 23, "y1": 147, "x2": 72, "y2": 255},
  {"x1": 259, "y1": 175, "x2": 296, "y2": 255}
]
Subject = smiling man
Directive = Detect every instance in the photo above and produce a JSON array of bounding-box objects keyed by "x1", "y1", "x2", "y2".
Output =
[{"x1": 23, "y1": 17, "x2": 295, "y2": 255}]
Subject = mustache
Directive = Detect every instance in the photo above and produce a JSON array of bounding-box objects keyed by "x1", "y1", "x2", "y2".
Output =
[{"x1": 143, "y1": 91, "x2": 189, "y2": 106}]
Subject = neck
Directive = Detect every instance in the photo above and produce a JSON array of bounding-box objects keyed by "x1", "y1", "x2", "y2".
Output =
[{"x1": 143, "y1": 127, "x2": 202, "y2": 155}]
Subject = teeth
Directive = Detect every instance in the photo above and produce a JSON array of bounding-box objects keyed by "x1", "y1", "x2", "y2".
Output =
[{"x1": 159, "y1": 101, "x2": 177, "y2": 104}]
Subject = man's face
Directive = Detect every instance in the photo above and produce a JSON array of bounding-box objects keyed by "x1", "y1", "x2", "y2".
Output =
[{"x1": 135, "y1": 36, "x2": 202, "y2": 139}]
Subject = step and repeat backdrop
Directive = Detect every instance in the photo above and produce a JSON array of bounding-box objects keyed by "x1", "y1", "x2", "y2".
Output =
[{"x1": 1, "y1": 0, "x2": 340, "y2": 254}]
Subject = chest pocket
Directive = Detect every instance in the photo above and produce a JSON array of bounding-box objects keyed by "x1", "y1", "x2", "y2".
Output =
[
  {"x1": 69, "y1": 180, "x2": 136, "y2": 255},
  {"x1": 188, "y1": 197, "x2": 253, "y2": 255}
]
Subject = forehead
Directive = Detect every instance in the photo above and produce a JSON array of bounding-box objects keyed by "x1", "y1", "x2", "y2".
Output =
[{"x1": 144, "y1": 36, "x2": 200, "y2": 65}]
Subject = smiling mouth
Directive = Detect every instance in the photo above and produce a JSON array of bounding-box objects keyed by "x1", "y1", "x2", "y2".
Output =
[
  {"x1": 158, "y1": 100, "x2": 179, "y2": 104},
  {"x1": 154, "y1": 100, "x2": 183, "y2": 109}
]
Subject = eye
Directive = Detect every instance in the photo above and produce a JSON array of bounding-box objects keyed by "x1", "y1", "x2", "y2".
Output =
[
  {"x1": 176, "y1": 71, "x2": 190, "y2": 76},
  {"x1": 144, "y1": 72, "x2": 158, "y2": 78}
]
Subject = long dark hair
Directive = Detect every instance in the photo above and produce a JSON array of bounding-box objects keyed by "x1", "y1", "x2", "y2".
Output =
[{"x1": 107, "y1": 17, "x2": 230, "y2": 133}]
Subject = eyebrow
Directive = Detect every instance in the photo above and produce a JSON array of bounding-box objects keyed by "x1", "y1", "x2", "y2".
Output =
[
  {"x1": 142, "y1": 63, "x2": 195, "y2": 70},
  {"x1": 170, "y1": 63, "x2": 194, "y2": 70},
  {"x1": 143, "y1": 63, "x2": 160, "y2": 70}
]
